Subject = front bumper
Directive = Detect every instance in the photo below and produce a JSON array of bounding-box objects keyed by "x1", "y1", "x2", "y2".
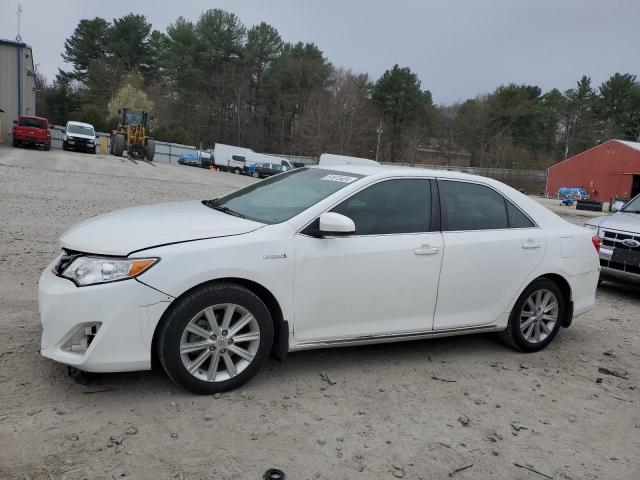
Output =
[
  {"x1": 599, "y1": 246, "x2": 640, "y2": 283},
  {"x1": 38, "y1": 260, "x2": 173, "y2": 372},
  {"x1": 64, "y1": 140, "x2": 95, "y2": 151}
]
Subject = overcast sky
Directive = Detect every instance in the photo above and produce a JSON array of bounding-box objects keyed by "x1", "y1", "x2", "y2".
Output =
[{"x1": 1, "y1": 0, "x2": 638, "y2": 104}]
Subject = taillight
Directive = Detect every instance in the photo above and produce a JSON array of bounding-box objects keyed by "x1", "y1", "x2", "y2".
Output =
[{"x1": 592, "y1": 236, "x2": 601, "y2": 253}]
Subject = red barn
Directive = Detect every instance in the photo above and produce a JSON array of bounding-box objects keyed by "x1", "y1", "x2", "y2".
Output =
[{"x1": 547, "y1": 139, "x2": 640, "y2": 201}]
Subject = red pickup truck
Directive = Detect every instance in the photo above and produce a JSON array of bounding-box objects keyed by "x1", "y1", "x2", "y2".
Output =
[{"x1": 12, "y1": 116, "x2": 52, "y2": 150}]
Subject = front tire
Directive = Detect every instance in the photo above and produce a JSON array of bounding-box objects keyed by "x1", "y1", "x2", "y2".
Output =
[
  {"x1": 145, "y1": 139, "x2": 155, "y2": 161},
  {"x1": 157, "y1": 282, "x2": 274, "y2": 394},
  {"x1": 500, "y1": 278, "x2": 564, "y2": 352},
  {"x1": 113, "y1": 134, "x2": 125, "y2": 157}
]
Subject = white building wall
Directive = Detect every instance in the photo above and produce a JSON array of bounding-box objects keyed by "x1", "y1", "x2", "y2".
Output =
[{"x1": 0, "y1": 40, "x2": 36, "y2": 142}]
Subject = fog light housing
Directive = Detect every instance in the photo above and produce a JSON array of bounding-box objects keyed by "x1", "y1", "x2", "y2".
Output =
[{"x1": 61, "y1": 322, "x2": 101, "y2": 353}]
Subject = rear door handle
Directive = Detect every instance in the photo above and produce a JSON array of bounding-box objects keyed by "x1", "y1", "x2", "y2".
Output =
[
  {"x1": 414, "y1": 245, "x2": 439, "y2": 256},
  {"x1": 522, "y1": 240, "x2": 541, "y2": 250}
]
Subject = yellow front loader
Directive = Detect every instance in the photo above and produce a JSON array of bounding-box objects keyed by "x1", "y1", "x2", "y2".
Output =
[{"x1": 110, "y1": 107, "x2": 155, "y2": 161}]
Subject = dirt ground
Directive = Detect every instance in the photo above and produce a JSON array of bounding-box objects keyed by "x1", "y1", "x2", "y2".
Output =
[{"x1": 1, "y1": 145, "x2": 638, "y2": 480}]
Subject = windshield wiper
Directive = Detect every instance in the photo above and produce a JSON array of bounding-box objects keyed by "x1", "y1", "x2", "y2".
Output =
[{"x1": 212, "y1": 205, "x2": 245, "y2": 218}]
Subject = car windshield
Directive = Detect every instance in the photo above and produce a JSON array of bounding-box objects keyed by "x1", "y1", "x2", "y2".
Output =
[
  {"x1": 67, "y1": 124, "x2": 95, "y2": 136},
  {"x1": 19, "y1": 117, "x2": 46, "y2": 128},
  {"x1": 622, "y1": 195, "x2": 640, "y2": 213},
  {"x1": 206, "y1": 168, "x2": 364, "y2": 224}
]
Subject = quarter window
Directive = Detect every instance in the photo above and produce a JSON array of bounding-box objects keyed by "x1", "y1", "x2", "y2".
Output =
[
  {"x1": 330, "y1": 179, "x2": 431, "y2": 235},
  {"x1": 506, "y1": 200, "x2": 535, "y2": 228}
]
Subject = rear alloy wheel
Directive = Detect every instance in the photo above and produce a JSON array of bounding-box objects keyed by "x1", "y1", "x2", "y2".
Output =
[
  {"x1": 500, "y1": 278, "x2": 564, "y2": 352},
  {"x1": 158, "y1": 283, "x2": 273, "y2": 394},
  {"x1": 234, "y1": 168, "x2": 241, "y2": 175}
]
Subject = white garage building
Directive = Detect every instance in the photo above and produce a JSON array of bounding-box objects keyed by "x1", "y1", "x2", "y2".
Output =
[{"x1": 0, "y1": 38, "x2": 36, "y2": 143}]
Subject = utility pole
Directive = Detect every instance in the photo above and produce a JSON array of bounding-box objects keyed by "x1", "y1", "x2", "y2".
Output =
[
  {"x1": 375, "y1": 119, "x2": 383, "y2": 162},
  {"x1": 16, "y1": 4, "x2": 23, "y2": 42}
]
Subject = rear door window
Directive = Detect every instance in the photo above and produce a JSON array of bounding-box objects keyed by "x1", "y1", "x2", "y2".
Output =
[{"x1": 439, "y1": 180, "x2": 509, "y2": 231}]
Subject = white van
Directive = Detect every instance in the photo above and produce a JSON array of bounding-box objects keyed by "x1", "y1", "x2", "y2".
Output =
[
  {"x1": 213, "y1": 144, "x2": 294, "y2": 174},
  {"x1": 213, "y1": 144, "x2": 254, "y2": 173},
  {"x1": 63, "y1": 121, "x2": 97, "y2": 154}
]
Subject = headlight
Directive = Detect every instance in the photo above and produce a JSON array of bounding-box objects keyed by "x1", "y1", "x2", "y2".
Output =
[
  {"x1": 64, "y1": 134, "x2": 68, "y2": 141},
  {"x1": 60, "y1": 256, "x2": 158, "y2": 286}
]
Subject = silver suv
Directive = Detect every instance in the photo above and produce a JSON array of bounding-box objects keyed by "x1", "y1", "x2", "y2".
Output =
[{"x1": 586, "y1": 194, "x2": 640, "y2": 282}]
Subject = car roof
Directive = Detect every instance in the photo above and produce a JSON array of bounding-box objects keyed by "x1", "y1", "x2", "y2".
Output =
[
  {"x1": 19, "y1": 115, "x2": 48, "y2": 120},
  {"x1": 310, "y1": 163, "x2": 486, "y2": 182},
  {"x1": 307, "y1": 163, "x2": 569, "y2": 229},
  {"x1": 67, "y1": 121, "x2": 94, "y2": 128}
]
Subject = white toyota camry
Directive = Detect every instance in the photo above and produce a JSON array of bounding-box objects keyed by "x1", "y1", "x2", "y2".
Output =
[{"x1": 39, "y1": 162, "x2": 600, "y2": 393}]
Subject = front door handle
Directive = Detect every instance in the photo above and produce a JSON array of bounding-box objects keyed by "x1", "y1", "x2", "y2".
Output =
[
  {"x1": 522, "y1": 240, "x2": 541, "y2": 250},
  {"x1": 414, "y1": 245, "x2": 439, "y2": 256}
]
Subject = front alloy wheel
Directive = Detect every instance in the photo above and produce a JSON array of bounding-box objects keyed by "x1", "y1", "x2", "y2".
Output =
[
  {"x1": 500, "y1": 278, "x2": 564, "y2": 352},
  {"x1": 157, "y1": 282, "x2": 273, "y2": 394},
  {"x1": 180, "y1": 304, "x2": 261, "y2": 382}
]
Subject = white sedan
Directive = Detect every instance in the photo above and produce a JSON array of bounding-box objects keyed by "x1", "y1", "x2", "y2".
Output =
[{"x1": 39, "y1": 162, "x2": 600, "y2": 393}]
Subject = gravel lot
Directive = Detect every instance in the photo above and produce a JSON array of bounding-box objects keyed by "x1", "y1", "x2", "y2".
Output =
[{"x1": 1, "y1": 145, "x2": 638, "y2": 480}]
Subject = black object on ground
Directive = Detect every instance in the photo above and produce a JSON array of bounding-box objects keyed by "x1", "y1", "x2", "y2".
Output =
[
  {"x1": 263, "y1": 469, "x2": 286, "y2": 480},
  {"x1": 576, "y1": 199, "x2": 603, "y2": 211}
]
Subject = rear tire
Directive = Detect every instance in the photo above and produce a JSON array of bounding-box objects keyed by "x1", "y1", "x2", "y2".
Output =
[
  {"x1": 157, "y1": 282, "x2": 274, "y2": 394},
  {"x1": 113, "y1": 134, "x2": 125, "y2": 157},
  {"x1": 44, "y1": 141, "x2": 51, "y2": 151},
  {"x1": 499, "y1": 278, "x2": 564, "y2": 352},
  {"x1": 12, "y1": 139, "x2": 18, "y2": 147}
]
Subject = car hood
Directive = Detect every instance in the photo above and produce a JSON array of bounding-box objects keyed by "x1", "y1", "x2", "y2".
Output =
[
  {"x1": 60, "y1": 201, "x2": 264, "y2": 256},
  {"x1": 67, "y1": 132, "x2": 95, "y2": 140},
  {"x1": 596, "y1": 212, "x2": 640, "y2": 233}
]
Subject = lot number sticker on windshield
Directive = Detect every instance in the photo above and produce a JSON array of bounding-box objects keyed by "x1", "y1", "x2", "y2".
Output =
[{"x1": 321, "y1": 174, "x2": 358, "y2": 183}]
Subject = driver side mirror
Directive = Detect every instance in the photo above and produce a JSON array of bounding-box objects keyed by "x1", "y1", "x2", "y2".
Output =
[
  {"x1": 611, "y1": 200, "x2": 625, "y2": 212},
  {"x1": 318, "y1": 212, "x2": 355, "y2": 236}
]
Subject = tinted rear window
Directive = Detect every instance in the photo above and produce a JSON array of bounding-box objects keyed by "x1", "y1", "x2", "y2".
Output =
[
  {"x1": 440, "y1": 180, "x2": 508, "y2": 231},
  {"x1": 19, "y1": 118, "x2": 47, "y2": 129}
]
